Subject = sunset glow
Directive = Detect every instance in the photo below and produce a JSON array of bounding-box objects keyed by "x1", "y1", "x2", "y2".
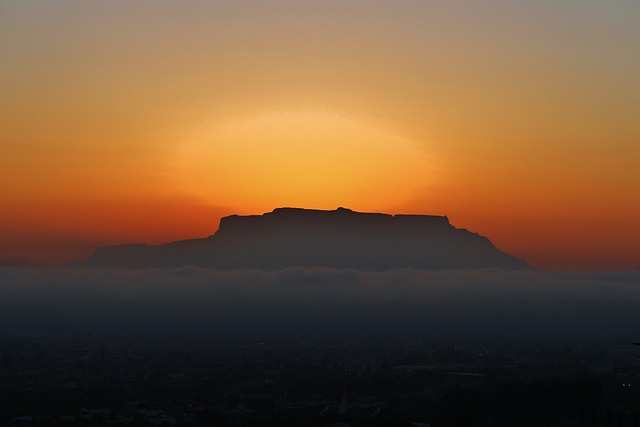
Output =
[
  {"x1": 1, "y1": 0, "x2": 639, "y2": 270},
  {"x1": 173, "y1": 110, "x2": 435, "y2": 210}
]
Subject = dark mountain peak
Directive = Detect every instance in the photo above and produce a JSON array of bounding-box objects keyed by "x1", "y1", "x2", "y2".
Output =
[
  {"x1": 217, "y1": 207, "x2": 450, "y2": 236},
  {"x1": 74, "y1": 207, "x2": 531, "y2": 270}
]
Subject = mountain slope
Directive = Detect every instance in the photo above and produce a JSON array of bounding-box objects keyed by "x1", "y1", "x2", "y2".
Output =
[{"x1": 73, "y1": 207, "x2": 531, "y2": 270}]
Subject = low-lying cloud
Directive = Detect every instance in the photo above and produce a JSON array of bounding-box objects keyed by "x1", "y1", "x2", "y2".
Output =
[{"x1": 1, "y1": 267, "x2": 639, "y2": 346}]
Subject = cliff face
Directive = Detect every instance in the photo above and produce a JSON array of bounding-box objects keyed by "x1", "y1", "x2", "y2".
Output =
[{"x1": 74, "y1": 207, "x2": 531, "y2": 270}]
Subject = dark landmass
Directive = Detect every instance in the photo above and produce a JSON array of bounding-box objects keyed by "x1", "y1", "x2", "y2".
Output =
[
  {"x1": 74, "y1": 207, "x2": 530, "y2": 270},
  {"x1": 2, "y1": 334, "x2": 639, "y2": 427},
  {"x1": 2, "y1": 267, "x2": 640, "y2": 425}
]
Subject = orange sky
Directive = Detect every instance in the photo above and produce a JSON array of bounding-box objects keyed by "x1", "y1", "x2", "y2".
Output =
[{"x1": 1, "y1": 1, "x2": 639, "y2": 270}]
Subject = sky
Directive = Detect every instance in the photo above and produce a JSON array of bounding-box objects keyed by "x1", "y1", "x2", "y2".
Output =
[{"x1": 1, "y1": 0, "x2": 639, "y2": 270}]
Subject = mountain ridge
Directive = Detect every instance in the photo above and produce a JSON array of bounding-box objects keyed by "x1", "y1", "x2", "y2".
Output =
[{"x1": 73, "y1": 207, "x2": 532, "y2": 270}]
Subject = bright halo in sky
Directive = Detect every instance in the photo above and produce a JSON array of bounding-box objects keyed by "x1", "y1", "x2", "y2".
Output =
[{"x1": 171, "y1": 109, "x2": 436, "y2": 211}]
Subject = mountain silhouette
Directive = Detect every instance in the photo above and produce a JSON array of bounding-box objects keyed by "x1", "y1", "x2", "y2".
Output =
[{"x1": 73, "y1": 207, "x2": 531, "y2": 270}]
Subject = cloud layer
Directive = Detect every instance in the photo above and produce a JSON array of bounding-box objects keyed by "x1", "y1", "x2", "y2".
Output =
[{"x1": 1, "y1": 267, "x2": 639, "y2": 346}]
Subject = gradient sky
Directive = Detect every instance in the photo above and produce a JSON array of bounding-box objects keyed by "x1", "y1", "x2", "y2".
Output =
[{"x1": 1, "y1": 0, "x2": 639, "y2": 270}]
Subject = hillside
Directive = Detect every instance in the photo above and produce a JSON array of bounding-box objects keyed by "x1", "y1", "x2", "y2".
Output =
[{"x1": 73, "y1": 207, "x2": 531, "y2": 270}]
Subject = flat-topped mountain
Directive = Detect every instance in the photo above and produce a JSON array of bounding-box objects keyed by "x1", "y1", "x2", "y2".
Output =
[{"x1": 73, "y1": 207, "x2": 531, "y2": 270}]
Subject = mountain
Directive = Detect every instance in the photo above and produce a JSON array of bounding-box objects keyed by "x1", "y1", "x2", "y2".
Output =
[{"x1": 73, "y1": 207, "x2": 531, "y2": 270}]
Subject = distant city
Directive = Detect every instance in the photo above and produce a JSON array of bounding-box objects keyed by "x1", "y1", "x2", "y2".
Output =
[
  {"x1": 2, "y1": 334, "x2": 640, "y2": 426},
  {"x1": 2, "y1": 265, "x2": 640, "y2": 426}
]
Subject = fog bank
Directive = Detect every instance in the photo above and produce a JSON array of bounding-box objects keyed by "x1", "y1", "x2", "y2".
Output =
[{"x1": 1, "y1": 267, "x2": 639, "y2": 346}]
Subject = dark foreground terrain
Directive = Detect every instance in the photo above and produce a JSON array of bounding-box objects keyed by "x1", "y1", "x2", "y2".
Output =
[
  {"x1": 2, "y1": 335, "x2": 640, "y2": 426},
  {"x1": 2, "y1": 267, "x2": 640, "y2": 426}
]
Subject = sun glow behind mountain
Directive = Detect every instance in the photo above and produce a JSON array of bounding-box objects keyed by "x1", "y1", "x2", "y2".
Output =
[
  {"x1": 1, "y1": 0, "x2": 639, "y2": 269},
  {"x1": 172, "y1": 110, "x2": 435, "y2": 211}
]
